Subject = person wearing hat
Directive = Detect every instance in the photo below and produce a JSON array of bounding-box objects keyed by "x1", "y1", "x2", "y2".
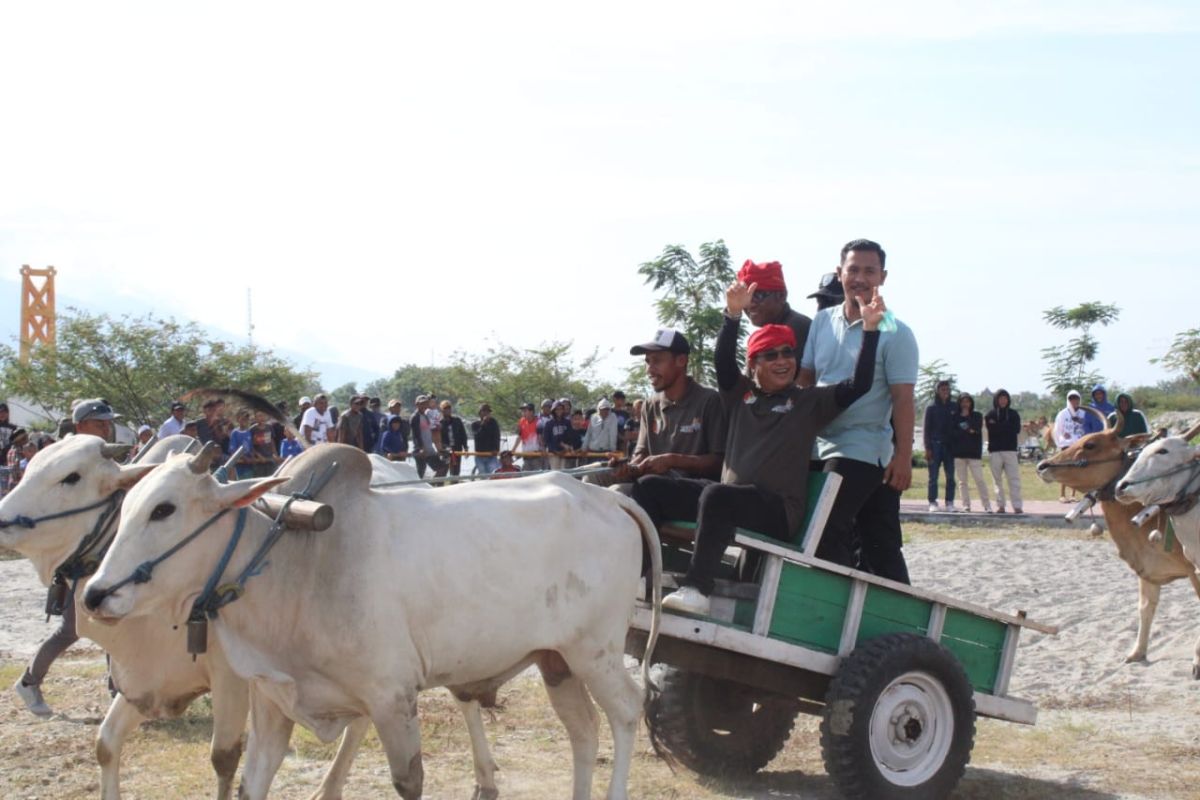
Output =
[
  {"x1": 736, "y1": 260, "x2": 813, "y2": 358},
  {"x1": 580, "y1": 398, "x2": 620, "y2": 460},
  {"x1": 409, "y1": 395, "x2": 446, "y2": 478},
  {"x1": 632, "y1": 282, "x2": 886, "y2": 615},
  {"x1": 542, "y1": 399, "x2": 574, "y2": 471},
  {"x1": 808, "y1": 272, "x2": 845, "y2": 312},
  {"x1": 438, "y1": 401, "x2": 469, "y2": 478},
  {"x1": 73, "y1": 399, "x2": 120, "y2": 441},
  {"x1": 383, "y1": 399, "x2": 411, "y2": 454},
  {"x1": 599, "y1": 328, "x2": 726, "y2": 491},
  {"x1": 157, "y1": 401, "x2": 188, "y2": 439},
  {"x1": 131, "y1": 424, "x2": 154, "y2": 459},
  {"x1": 1053, "y1": 389, "x2": 1087, "y2": 503},
  {"x1": 798, "y1": 239, "x2": 918, "y2": 583},
  {"x1": 294, "y1": 396, "x2": 313, "y2": 429},
  {"x1": 379, "y1": 406, "x2": 410, "y2": 462},
  {"x1": 471, "y1": 404, "x2": 502, "y2": 475}
]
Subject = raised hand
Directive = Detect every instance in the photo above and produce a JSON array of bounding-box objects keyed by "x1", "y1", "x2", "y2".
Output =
[
  {"x1": 726, "y1": 281, "x2": 757, "y2": 316},
  {"x1": 856, "y1": 287, "x2": 887, "y2": 331}
]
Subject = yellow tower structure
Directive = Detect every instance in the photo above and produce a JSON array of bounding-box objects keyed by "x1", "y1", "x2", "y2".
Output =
[{"x1": 19, "y1": 265, "x2": 57, "y2": 363}]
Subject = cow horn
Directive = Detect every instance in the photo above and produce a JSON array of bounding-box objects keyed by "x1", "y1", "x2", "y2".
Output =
[
  {"x1": 1110, "y1": 409, "x2": 1124, "y2": 434},
  {"x1": 188, "y1": 441, "x2": 221, "y2": 474},
  {"x1": 1182, "y1": 418, "x2": 1200, "y2": 443},
  {"x1": 100, "y1": 443, "x2": 132, "y2": 462}
]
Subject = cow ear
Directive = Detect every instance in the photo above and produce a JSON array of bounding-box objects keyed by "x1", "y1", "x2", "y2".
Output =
[
  {"x1": 216, "y1": 477, "x2": 290, "y2": 510},
  {"x1": 1123, "y1": 433, "x2": 1152, "y2": 447},
  {"x1": 116, "y1": 463, "x2": 157, "y2": 490}
]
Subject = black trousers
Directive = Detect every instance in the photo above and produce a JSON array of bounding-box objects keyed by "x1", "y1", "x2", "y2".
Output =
[
  {"x1": 632, "y1": 477, "x2": 789, "y2": 595},
  {"x1": 815, "y1": 457, "x2": 910, "y2": 584}
]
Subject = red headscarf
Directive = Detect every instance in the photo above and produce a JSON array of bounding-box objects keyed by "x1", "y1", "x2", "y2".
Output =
[
  {"x1": 747, "y1": 324, "x2": 796, "y2": 361},
  {"x1": 737, "y1": 260, "x2": 787, "y2": 292}
]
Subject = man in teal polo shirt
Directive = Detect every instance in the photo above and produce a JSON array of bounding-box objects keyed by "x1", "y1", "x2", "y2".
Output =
[{"x1": 799, "y1": 239, "x2": 918, "y2": 583}]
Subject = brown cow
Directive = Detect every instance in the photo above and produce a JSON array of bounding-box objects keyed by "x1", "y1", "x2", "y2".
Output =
[{"x1": 1037, "y1": 408, "x2": 1200, "y2": 663}]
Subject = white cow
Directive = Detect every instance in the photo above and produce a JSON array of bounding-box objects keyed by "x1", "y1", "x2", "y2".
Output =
[
  {"x1": 0, "y1": 436, "x2": 389, "y2": 800},
  {"x1": 1116, "y1": 432, "x2": 1200, "y2": 677},
  {"x1": 85, "y1": 443, "x2": 663, "y2": 800}
]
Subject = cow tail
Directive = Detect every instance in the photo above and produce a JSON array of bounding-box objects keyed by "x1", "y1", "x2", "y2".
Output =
[{"x1": 613, "y1": 493, "x2": 672, "y2": 762}]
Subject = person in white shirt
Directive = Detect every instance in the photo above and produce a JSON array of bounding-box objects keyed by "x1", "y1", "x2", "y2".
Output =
[
  {"x1": 581, "y1": 398, "x2": 621, "y2": 456},
  {"x1": 300, "y1": 394, "x2": 334, "y2": 446},
  {"x1": 1052, "y1": 389, "x2": 1087, "y2": 503},
  {"x1": 157, "y1": 402, "x2": 187, "y2": 439}
]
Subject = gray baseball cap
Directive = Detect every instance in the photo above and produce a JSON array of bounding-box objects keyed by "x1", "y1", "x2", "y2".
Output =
[{"x1": 73, "y1": 398, "x2": 121, "y2": 424}]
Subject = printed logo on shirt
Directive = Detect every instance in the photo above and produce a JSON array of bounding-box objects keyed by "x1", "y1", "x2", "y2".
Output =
[
  {"x1": 770, "y1": 398, "x2": 794, "y2": 414},
  {"x1": 678, "y1": 417, "x2": 703, "y2": 434},
  {"x1": 743, "y1": 392, "x2": 757, "y2": 405}
]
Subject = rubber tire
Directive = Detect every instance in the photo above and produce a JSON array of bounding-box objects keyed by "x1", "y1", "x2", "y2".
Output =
[
  {"x1": 819, "y1": 633, "x2": 975, "y2": 800},
  {"x1": 645, "y1": 665, "x2": 801, "y2": 777}
]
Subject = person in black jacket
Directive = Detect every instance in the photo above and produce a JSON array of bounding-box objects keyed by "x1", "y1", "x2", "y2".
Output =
[
  {"x1": 438, "y1": 400, "x2": 469, "y2": 478},
  {"x1": 472, "y1": 404, "x2": 502, "y2": 475},
  {"x1": 923, "y1": 381, "x2": 957, "y2": 512},
  {"x1": 984, "y1": 389, "x2": 1022, "y2": 514},
  {"x1": 950, "y1": 393, "x2": 991, "y2": 513}
]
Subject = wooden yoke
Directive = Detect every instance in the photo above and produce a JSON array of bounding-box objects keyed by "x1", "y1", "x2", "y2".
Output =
[{"x1": 254, "y1": 493, "x2": 334, "y2": 532}]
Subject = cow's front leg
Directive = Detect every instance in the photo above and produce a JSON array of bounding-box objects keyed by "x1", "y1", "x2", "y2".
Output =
[
  {"x1": 372, "y1": 692, "x2": 424, "y2": 800},
  {"x1": 97, "y1": 693, "x2": 147, "y2": 800},
  {"x1": 238, "y1": 689, "x2": 294, "y2": 800},
  {"x1": 308, "y1": 716, "x2": 370, "y2": 800},
  {"x1": 210, "y1": 669, "x2": 250, "y2": 800},
  {"x1": 1126, "y1": 578, "x2": 1161, "y2": 662}
]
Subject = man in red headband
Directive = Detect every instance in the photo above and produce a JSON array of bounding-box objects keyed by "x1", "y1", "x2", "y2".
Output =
[
  {"x1": 736, "y1": 259, "x2": 812, "y2": 357},
  {"x1": 631, "y1": 281, "x2": 886, "y2": 615}
]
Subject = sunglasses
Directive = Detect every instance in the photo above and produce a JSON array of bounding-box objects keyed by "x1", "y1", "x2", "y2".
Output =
[{"x1": 756, "y1": 347, "x2": 796, "y2": 362}]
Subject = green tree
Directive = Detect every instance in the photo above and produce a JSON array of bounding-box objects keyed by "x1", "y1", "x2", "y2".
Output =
[
  {"x1": 638, "y1": 240, "x2": 737, "y2": 385},
  {"x1": 916, "y1": 359, "x2": 957, "y2": 412},
  {"x1": 328, "y1": 382, "x2": 360, "y2": 409},
  {"x1": 1151, "y1": 328, "x2": 1200, "y2": 383},
  {"x1": 1040, "y1": 302, "x2": 1120, "y2": 397},
  {"x1": 0, "y1": 308, "x2": 319, "y2": 428}
]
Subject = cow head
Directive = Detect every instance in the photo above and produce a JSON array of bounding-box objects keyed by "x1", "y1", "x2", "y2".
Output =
[
  {"x1": 84, "y1": 443, "x2": 285, "y2": 623},
  {"x1": 0, "y1": 435, "x2": 158, "y2": 586},
  {"x1": 1036, "y1": 407, "x2": 1151, "y2": 492},
  {"x1": 1115, "y1": 435, "x2": 1200, "y2": 507}
]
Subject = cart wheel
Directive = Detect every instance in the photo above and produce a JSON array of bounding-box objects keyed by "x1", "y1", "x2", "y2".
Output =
[
  {"x1": 646, "y1": 665, "x2": 800, "y2": 776},
  {"x1": 820, "y1": 633, "x2": 975, "y2": 800}
]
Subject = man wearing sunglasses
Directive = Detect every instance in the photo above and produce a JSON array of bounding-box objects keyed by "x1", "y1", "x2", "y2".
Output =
[
  {"x1": 631, "y1": 284, "x2": 885, "y2": 616},
  {"x1": 798, "y1": 239, "x2": 918, "y2": 584},
  {"x1": 737, "y1": 259, "x2": 812, "y2": 357}
]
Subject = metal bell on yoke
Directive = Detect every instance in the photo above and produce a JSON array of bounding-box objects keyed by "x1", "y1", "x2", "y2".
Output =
[
  {"x1": 45, "y1": 579, "x2": 69, "y2": 619},
  {"x1": 187, "y1": 618, "x2": 208, "y2": 657}
]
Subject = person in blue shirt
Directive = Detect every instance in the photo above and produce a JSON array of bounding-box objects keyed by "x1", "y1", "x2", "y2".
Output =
[
  {"x1": 379, "y1": 414, "x2": 410, "y2": 461},
  {"x1": 279, "y1": 427, "x2": 304, "y2": 460},
  {"x1": 543, "y1": 401, "x2": 574, "y2": 470},
  {"x1": 228, "y1": 409, "x2": 255, "y2": 479}
]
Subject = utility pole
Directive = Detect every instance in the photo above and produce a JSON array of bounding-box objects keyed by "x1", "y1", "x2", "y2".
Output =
[{"x1": 19, "y1": 265, "x2": 56, "y2": 363}]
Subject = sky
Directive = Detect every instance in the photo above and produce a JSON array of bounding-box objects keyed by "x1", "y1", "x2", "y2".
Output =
[{"x1": 2, "y1": 1, "x2": 1198, "y2": 400}]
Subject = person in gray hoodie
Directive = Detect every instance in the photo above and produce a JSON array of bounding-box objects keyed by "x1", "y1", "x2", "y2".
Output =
[
  {"x1": 984, "y1": 389, "x2": 1023, "y2": 513},
  {"x1": 1107, "y1": 392, "x2": 1150, "y2": 436}
]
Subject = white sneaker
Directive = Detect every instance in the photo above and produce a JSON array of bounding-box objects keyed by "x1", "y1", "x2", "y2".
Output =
[
  {"x1": 946, "y1": 503, "x2": 957, "y2": 512},
  {"x1": 14, "y1": 679, "x2": 52, "y2": 717},
  {"x1": 662, "y1": 586, "x2": 711, "y2": 616},
  {"x1": 928, "y1": 503, "x2": 939, "y2": 513}
]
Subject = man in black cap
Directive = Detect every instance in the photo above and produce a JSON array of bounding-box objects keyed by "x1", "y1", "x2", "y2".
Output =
[
  {"x1": 157, "y1": 401, "x2": 188, "y2": 439},
  {"x1": 601, "y1": 328, "x2": 725, "y2": 488},
  {"x1": 808, "y1": 272, "x2": 845, "y2": 312}
]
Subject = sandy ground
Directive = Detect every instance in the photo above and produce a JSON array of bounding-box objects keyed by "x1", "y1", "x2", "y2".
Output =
[{"x1": 3, "y1": 532, "x2": 1200, "y2": 798}]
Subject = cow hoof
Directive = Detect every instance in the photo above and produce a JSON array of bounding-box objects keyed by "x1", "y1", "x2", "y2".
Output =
[
  {"x1": 1124, "y1": 652, "x2": 1147, "y2": 664},
  {"x1": 472, "y1": 787, "x2": 500, "y2": 800}
]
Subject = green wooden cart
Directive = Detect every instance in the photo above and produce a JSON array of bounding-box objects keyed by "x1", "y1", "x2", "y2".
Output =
[{"x1": 625, "y1": 472, "x2": 1055, "y2": 800}]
